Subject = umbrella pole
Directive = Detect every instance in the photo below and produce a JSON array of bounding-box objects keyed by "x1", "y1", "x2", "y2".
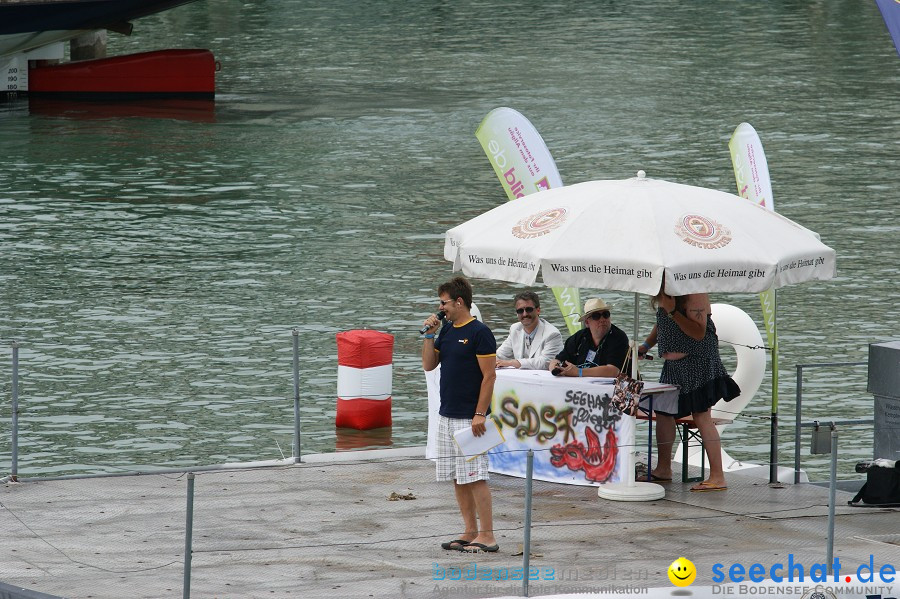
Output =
[
  {"x1": 632, "y1": 293, "x2": 640, "y2": 379},
  {"x1": 631, "y1": 292, "x2": 645, "y2": 487},
  {"x1": 630, "y1": 292, "x2": 639, "y2": 488},
  {"x1": 597, "y1": 293, "x2": 664, "y2": 501},
  {"x1": 628, "y1": 293, "x2": 639, "y2": 486}
]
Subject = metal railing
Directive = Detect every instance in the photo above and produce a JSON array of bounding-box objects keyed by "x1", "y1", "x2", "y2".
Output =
[
  {"x1": 2, "y1": 344, "x2": 874, "y2": 486},
  {"x1": 792, "y1": 361, "x2": 869, "y2": 484},
  {"x1": 2, "y1": 335, "x2": 306, "y2": 483},
  {"x1": 10, "y1": 341, "x2": 18, "y2": 482}
]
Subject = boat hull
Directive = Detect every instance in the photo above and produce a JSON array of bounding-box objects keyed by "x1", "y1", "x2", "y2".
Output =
[{"x1": 27, "y1": 49, "x2": 216, "y2": 98}]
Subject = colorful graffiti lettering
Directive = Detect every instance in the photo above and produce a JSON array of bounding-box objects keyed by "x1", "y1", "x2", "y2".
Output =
[
  {"x1": 497, "y1": 395, "x2": 575, "y2": 444},
  {"x1": 549, "y1": 427, "x2": 618, "y2": 483}
]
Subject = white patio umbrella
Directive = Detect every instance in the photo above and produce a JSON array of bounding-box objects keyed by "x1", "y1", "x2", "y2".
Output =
[
  {"x1": 444, "y1": 172, "x2": 836, "y2": 500},
  {"x1": 445, "y1": 172, "x2": 835, "y2": 295}
]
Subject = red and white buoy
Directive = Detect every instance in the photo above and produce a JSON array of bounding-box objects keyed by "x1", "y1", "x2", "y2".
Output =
[{"x1": 335, "y1": 330, "x2": 393, "y2": 430}]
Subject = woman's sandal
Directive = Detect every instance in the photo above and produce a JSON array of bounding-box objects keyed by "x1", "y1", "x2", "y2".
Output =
[{"x1": 690, "y1": 481, "x2": 727, "y2": 492}]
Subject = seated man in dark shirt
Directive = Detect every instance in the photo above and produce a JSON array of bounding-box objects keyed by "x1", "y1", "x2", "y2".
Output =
[{"x1": 548, "y1": 297, "x2": 630, "y2": 377}]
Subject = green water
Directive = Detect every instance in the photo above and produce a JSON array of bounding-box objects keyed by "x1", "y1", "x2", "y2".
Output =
[{"x1": 0, "y1": 1, "x2": 897, "y2": 478}]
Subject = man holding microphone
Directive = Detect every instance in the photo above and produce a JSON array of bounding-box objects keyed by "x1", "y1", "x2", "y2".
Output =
[{"x1": 422, "y1": 276, "x2": 499, "y2": 554}]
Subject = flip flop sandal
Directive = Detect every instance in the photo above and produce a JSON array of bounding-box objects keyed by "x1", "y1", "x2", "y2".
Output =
[
  {"x1": 465, "y1": 543, "x2": 500, "y2": 553},
  {"x1": 690, "y1": 482, "x2": 727, "y2": 492},
  {"x1": 440, "y1": 539, "x2": 471, "y2": 551}
]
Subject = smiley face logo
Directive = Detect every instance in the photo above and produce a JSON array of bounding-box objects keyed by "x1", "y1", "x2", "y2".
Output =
[{"x1": 667, "y1": 557, "x2": 696, "y2": 587}]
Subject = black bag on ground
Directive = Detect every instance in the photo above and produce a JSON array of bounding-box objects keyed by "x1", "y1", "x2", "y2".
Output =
[{"x1": 848, "y1": 459, "x2": 900, "y2": 507}]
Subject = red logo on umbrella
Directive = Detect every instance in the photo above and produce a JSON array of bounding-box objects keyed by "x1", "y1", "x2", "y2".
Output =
[
  {"x1": 512, "y1": 208, "x2": 568, "y2": 239},
  {"x1": 676, "y1": 214, "x2": 732, "y2": 249}
]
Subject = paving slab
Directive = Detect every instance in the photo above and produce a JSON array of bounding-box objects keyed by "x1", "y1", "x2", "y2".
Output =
[{"x1": 1, "y1": 448, "x2": 898, "y2": 599}]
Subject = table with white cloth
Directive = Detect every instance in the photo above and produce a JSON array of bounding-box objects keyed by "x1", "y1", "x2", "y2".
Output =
[{"x1": 425, "y1": 367, "x2": 678, "y2": 486}]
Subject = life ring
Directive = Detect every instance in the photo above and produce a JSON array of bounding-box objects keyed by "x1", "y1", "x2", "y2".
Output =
[{"x1": 709, "y1": 303, "x2": 766, "y2": 427}]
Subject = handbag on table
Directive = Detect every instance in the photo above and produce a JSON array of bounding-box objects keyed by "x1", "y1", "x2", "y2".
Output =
[{"x1": 611, "y1": 348, "x2": 643, "y2": 415}]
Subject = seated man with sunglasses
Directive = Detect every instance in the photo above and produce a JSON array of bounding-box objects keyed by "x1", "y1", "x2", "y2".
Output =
[
  {"x1": 549, "y1": 298, "x2": 630, "y2": 378},
  {"x1": 496, "y1": 291, "x2": 563, "y2": 370}
]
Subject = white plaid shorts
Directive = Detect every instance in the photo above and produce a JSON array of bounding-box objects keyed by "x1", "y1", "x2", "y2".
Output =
[{"x1": 435, "y1": 415, "x2": 490, "y2": 483}]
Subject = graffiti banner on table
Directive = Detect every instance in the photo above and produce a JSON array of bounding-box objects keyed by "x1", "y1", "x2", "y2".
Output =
[{"x1": 487, "y1": 375, "x2": 632, "y2": 486}]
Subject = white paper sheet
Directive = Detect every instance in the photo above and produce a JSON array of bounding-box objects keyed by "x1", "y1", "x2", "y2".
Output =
[{"x1": 453, "y1": 418, "x2": 506, "y2": 461}]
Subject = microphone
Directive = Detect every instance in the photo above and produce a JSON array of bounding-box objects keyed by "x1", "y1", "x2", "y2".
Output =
[{"x1": 419, "y1": 311, "x2": 446, "y2": 335}]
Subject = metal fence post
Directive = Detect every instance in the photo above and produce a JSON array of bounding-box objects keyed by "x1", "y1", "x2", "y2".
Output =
[
  {"x1": 11, "y1": 341, "x2": 19, "y2": 482},
  {"x1": 292, "y1": 329, "x2": 301, "y2": 463},
  {"x1": 826, "y1": 425, "x2": 837, "y2": 575},
  {"x1": 794, "y1": 364, "x2": 803, "y2": 484},
  {"x1": 769, "y1": 316, "x2": 779, "y2": 484},
  {"x1": 792, "y1": 361, "x2": 866, "y2": 484},
  {"x1": 183, "y1": 472, "x2": 195, "y2": 599},
  {"x1": 522, "y1": 449, "x2": 534, "y2": 598}
]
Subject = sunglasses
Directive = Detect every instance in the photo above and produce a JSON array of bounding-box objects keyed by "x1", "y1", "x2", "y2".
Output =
[
  {"x1": 588, "y1": 311, "x2": 611, "y2": 321},
  {"x1": 515, "y1": 306, "x2": 536, "y2": 315},
  {"x1": 439, "y1": 299, "x2": 454, "y2": 306}
]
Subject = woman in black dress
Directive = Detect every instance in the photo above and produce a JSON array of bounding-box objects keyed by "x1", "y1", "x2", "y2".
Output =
[{"x1": 638, "y1": 287, "x2": 740, "y2": 491}]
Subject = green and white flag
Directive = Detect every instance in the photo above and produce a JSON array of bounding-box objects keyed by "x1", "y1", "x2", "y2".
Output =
[
  {"x1": 476, "y1": 107, "x2": 581, "y2": 334},
  {"x1": 729, "y1": 122, "x2": 778, "y2": 408}
]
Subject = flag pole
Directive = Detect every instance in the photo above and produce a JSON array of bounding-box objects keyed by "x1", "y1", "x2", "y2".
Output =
[
  {"x1": 729, "y1": 122, "x2": 781, "y2": 484},
  {"x1": 769, "y1": 293, "x2": 779, "y2": 483}
]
